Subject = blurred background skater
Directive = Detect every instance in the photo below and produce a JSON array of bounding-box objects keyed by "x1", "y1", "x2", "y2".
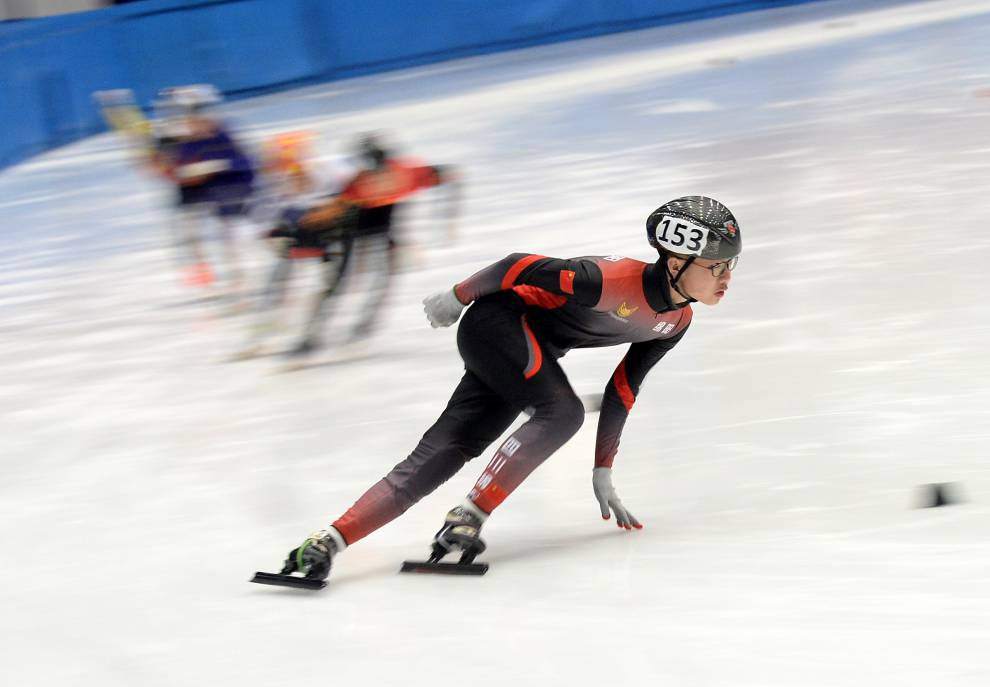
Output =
[
  {"x1": 95, "y1": 86, "x2": 236, "y2": 289},
  {"x1": 232, "y1": 130, "x2": 355, "y2": 359},
  {"x1": 154, "y1": 84, "x2": 258, "y2": 298},
  {"x1": 266, "y1": 132, "x2": 460, "y2": 368}
]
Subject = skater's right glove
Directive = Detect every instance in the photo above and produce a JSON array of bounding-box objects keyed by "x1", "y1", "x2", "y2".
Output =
[
  {"x1": 280, "y1": 531, "x2": 338, "y2": 581},
  {"x1": 593, "y1": 467, "x2": 642, "y2": 530},
  {"x1": 423, "y1": 287, "x2": 466, "y2": 328}
]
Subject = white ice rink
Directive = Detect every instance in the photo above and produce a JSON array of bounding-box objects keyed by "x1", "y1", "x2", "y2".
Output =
[{"x1": 2, "y1": 0, "x2": 990, "y2": 684}]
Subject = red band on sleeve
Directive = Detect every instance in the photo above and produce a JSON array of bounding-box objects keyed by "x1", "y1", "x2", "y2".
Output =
[
  {"x1": 500, "y1": 254, "x2": 546, "y2": 290},
  {"x1": 596, "y1": 453, "x2": 615, "y2": 469},
  {"x1": 512, "y1": 285, "x2": 566, "y2": 309},
  {"x1": 614, "y1": 360, "x2": 636, "y2": 412}
]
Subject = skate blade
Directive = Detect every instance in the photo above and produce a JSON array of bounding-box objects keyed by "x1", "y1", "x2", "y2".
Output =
[
  {"x1": 250, "y1": 571, "x2": 327, "y2": 590},
  {"x1": 225, "y1": 346, "x2": 267, "y2": 363},
  {"x1": 399, "y1": 561, "x2": 488, "y2": 576},
  {"x1": 272, "y1": 360, "x2": 309, "y2": 374}
]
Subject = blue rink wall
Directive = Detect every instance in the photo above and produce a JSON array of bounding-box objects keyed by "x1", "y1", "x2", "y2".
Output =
[{"x1": 0, "y1": 0, "x2": 823, "y2": 170}]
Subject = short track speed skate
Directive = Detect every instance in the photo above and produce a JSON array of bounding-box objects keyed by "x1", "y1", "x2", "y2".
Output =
[
  {"x1": 400, "y1": 506, "x2": 489, "y2": 576},
  {"x1": 251, "y1": 531, "x2": 337, "y2": 590}
]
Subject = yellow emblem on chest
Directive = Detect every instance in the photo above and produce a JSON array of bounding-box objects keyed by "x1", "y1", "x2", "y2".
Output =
[{"x1": 616, "y1": 302, "x2": 639, "y2": 318}]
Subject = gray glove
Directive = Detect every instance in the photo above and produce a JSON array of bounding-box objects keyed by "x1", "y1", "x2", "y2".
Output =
[
  {"x1": 423, "y1": 287, "x2": 466, "y2": 328},
  {"x1": 593, "y1": 467, "x2": 642, "y2": 530}
]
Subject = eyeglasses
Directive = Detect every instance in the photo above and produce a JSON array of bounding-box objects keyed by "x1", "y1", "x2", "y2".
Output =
[{"x1": 690, "y1": 256, "x2": 738, "y2": 277}]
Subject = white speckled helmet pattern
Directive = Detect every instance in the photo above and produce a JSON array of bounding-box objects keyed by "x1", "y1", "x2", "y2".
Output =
[{"x1": 646, "y1": 196, "x2": 741, "y2": 261}]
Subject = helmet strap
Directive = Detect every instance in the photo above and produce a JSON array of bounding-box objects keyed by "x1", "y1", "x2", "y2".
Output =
[{"x1": 666, "y1": 254, "x2": 697, "y2": 303}]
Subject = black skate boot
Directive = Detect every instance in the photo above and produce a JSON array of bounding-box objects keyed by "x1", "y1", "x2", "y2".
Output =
[
  {"x1": 400, "y1": 506, "x2": 489, "y2": 576},
  {"x1": 251, "y1": 529, "x2": 340, "y2": 590},
  {"x1": 286, "y1": 336, "x2": 320, "y2": 358},
  {"x1": 432, "y1": 506, "x2": 487, "y2": 562},
  {"x1": 277, "y1": 336, "x2": 323, "y2": 372}
]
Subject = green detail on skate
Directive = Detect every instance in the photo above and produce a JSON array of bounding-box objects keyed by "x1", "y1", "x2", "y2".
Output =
[{"x1": 297, "y1": 538, "x2": 317, "y2": 571}]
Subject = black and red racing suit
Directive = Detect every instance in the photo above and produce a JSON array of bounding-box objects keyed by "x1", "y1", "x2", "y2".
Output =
[{"x1": 332, "y1": 252, "x2": 691, "y2": 544}]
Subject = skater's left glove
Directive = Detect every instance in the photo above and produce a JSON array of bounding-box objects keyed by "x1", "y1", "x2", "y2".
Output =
[
  {"x1": 593, "y1": 467, "x2": 642, "y2": 530},
  {"x1": 423, "y1": 287, "x2": 466, "y2": 328}
]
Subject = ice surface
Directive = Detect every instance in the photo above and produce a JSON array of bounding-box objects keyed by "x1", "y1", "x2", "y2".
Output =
[{"x1": 2, "y1": 1, "x2": 989, "y2": 685}]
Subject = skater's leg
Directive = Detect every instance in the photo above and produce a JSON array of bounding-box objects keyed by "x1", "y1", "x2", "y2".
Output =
[
  {"x1": 240, "y1": 254, "x2": 293, "y2": 349},
  {"x1": 455, "y1": 298, "x2": 586, "y2": 515},
  {"x1": 259, "y1": 252, "x2": 294, "y2": 312},
  {"x1": 257, "y1": 206, "x2": 317, "y2": 313},
  {"x1": 331, "y1": 371, "x2": 519, "y2": 546},
  {"x1": 174, "y1": 205, "x2": 215, "y2": 286},
  {"x1": 216, "y1": 216, "x2": 244, "y2": 291},
  {"x1": 347, "y1": 234, "x2": 393, "y2": 342},
  {"x1": 210, "y1": 177, "x2": 255, "y2": 293},
  {"x1": 294, "y1": 236, "x2": 352, "y2": 354}
]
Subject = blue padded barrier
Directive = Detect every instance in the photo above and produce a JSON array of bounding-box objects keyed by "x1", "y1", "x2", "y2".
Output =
[{"x1": 0, "y1": 0, "x2": 823, "y2": 170}]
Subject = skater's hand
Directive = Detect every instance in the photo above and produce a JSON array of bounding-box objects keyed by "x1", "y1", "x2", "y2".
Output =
[
  {"x1": 175, "y1": 159, "x2": 229, "y2": 180},
  {"x1": 431, "y1": 164, "x2": 459, "y2": 184},
  {"x1": 593, "y1": 467, "x2": 642, "y2": 530},
  {"x1": 300, "y1": 200, "x2": 345, "y2": 230},
  {"x1": 423, "y1": 287, "x2": 466, "y2": 328}
]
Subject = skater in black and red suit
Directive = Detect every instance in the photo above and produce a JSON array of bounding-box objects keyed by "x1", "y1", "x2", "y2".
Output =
[{"x1": 270, "y1": 196, "x2": 742, "y2": 584}]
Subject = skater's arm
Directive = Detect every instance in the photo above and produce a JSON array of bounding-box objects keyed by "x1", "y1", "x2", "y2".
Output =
[
  {"x1": 302, "y1": 158, "x2": 425, "y2": 227},
  {"x1": 593, "y1": 330, "x2": 688, "y2": 469},
  {"x1": 402, "y1": 161, "x2": 455, "y2": 190},
  {"x1": 425, "y1": 254, "x2": 599, "y2": 328},
  {"x1": 590, "y1": 332, "x2": 687, "y2": 530},
  {"x1": 385, "y1": 159, "x2": 456, "y2": 191},
  {"x1": 299, "y1": 196, "x2": 350, "y2": 230},
  {"x1": 453, "y1": 254, "x2": 602, "y2": 306}
]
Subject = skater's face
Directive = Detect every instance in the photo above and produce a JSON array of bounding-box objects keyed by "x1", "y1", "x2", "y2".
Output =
[{"x1": 668, "y1": 255, "x2": 735, "y2": 306}]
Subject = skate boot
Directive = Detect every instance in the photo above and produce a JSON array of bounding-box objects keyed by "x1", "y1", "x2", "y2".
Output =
[
  {"x1": 278, "y1": 336, "x2": 322, "y2": 372},
  {"x1": 251, "y1": 529, "x2": 341, "y2": 590},
  {"x1": 346, "y1": 315, "x2": 377, "y2": 345},
  {"x1": 287, "y1": 336, "x2": 321, "y2": 358},
  {"x1": 432, "y1": 506, "x2": 487, "y2": 563},
  {"x1": 400, "y1": 506, "x2": 490, "y2": 576}
]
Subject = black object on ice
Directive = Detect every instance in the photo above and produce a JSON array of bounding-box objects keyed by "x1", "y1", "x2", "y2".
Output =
[{"x1": 919, "y1": 482, "x2": 961, "y2": 508}]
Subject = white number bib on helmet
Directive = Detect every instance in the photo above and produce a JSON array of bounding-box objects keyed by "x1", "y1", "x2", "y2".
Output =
[{"x1": 652, "y1": 215, "x2": 709, "y2": 255}]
